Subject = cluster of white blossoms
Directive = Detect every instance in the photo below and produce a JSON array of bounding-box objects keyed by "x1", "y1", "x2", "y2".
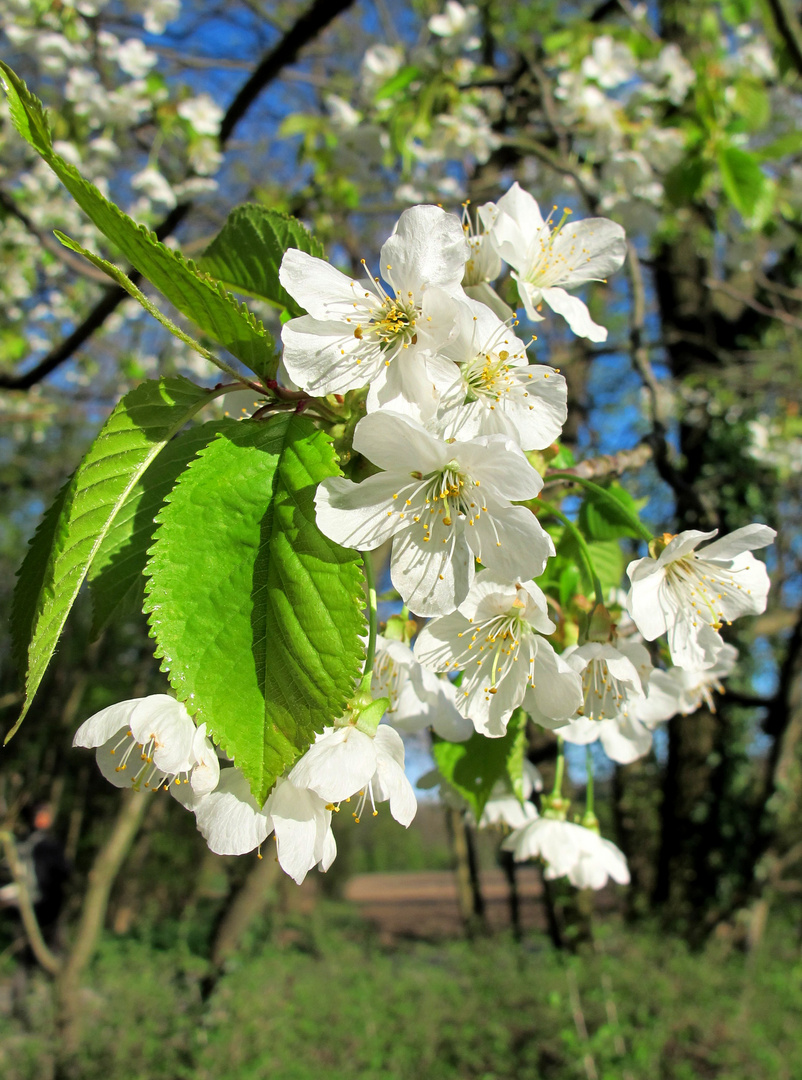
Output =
[{"x1": 72, "y1": 186, "x2": 775, "y2": 892}]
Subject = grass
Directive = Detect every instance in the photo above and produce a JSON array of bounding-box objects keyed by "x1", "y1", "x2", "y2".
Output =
[{"x1": 0, "y1": 902, "x2": 800, "y2": 1080}]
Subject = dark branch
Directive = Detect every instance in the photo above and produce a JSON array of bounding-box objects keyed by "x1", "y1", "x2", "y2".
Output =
[{"x1": 0, "y1": 0, "x2": 356, "y2": 391}]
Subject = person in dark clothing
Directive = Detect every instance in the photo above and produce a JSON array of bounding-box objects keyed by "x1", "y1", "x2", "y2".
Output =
[{"x1": 0, "y1": 803, "x2": 71, "y2": 939}]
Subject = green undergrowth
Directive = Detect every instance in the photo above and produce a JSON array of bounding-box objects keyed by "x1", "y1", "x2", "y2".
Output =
[{"x1": 0, "y1": 905, "x2": 800, "y2": 1080}]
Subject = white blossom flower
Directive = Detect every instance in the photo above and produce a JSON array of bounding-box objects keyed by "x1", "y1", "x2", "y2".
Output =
[
  {"x1": 481, "y1": 182, "x2": 627, "y2": 342},
  {"x1": 279, "y1": 205, "x2": 468, "y2": 416},
  {"x1": 289, "y1": 723, "x2": 417, "y2": 827},
  {"x1": 193, "y1": 770, "x2": 335, "y2": 883},
  {"x1": 414, "y1": 574, "x2": 583, "y2": 736},
  {"x1": 315, "y1": 412, "x2": 553, "y2": 616},
  {"x1": 564, "y1": 639, "x2": 652, "y2": 723},
  {"x1": 360, "y1": 44, "x2": 404, "y2": 98},
  {"x1": 502, "y1": 814, "x2": 630, "y2": 889},
  {"x1": 373, "y1": 634, "x2": 472, "y2": 741},
  {"x1": 433, "y1": 298, "x2": 567, "y2": 449},
  {"x1": 73, "y1": 694, "x2": 216, "y2": 794},
  {"x1": 636, "y1": 641, "x2": 738, "y2": 724},
  {"x1": 177, "y1": 94, "x2": 224, "y2": 136},
  {"x1": 626, "y1": 525, "x2": 775, "y2": 669}
]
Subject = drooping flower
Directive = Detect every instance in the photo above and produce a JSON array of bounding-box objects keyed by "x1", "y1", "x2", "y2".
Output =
[
  {"x1": 289, "y1": 723, "x2": 417, "y2": 827},
  {"x1": 279, "y1": 205, "x2": 469, "y2": 416},
  {"x1": 193, "y1": 769, "x2": 335, "y2": 884},
  {"x1": 315, "y1": 411, "x2": 553, "y2": 616},
  {"x1": 373, "y1": 634, "x2": 472, "y2": 741},
  {"x1": 565, "y1": 639, "x2": 652, "y2": 722},
  {"x1": 73, "y1": 694, "x2": 216, "y2": 794},
  {"x1": 480, "y1": 182, "x2": 626, "y2": 342},
  {"x1": 625, "y1": 525, "x2": 775, "y2": 669},
  {"x1": 414, "y1": 574, "x2": 583, "y2": 736},
  {"x1": 502, "y1": 813, "x2": 630, "y2": 889},
  {"x1": 433, "y1": 298, "x2": 568, "y2": 450},
  {"x1": 636, "y1": 641, "x2": 738, "y2": 724}
]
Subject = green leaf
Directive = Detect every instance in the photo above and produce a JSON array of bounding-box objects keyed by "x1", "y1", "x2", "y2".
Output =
[
  {"x1": 432, "y1": 710, "x2": 527, "y2": 820},
  {"x1": 197, "y1": 205, "x2": 325, "y2": 318},
  {"x1": 556, "y1": 532, "x2": 625, "y2": 598},
  {"x1": 578, "y1": 481, "x2": 643, "y2": 541},
  {"x1": 144, "y1": 415, "x2": 365, "y2": 802},
  {"x1": 88, "y1": 421, "x2": 227, "y2": 636},
  {"x1": 373, "y1": 64, "x2": 422, "y2": 102},
  {"x1": 755, "y1": 131, "x2": 802, "y2": 162},
  {"x1": 8, "y1": 377, "x2": 218, "y2": 741},
  {"x1": 718, "y1": 145, "x2": 766, "y2": 219},
  {"x1": 0, "y1": 62, "x2": 275, "y2": 378},
  {"x1": 55, "y1": 231, "x2": 225, "y2": 374}
]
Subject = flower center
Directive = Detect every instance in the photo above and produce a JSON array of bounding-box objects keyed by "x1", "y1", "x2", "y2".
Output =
[
  {"x1": 109, "y1": 729, "x2": 188, "y2": 791},
  {"x1": 576, "y1": 659, "x2": 627, "y2": 721},
  {"x1": 665, "y1": 555, "x2": 751, "y2": 631}
]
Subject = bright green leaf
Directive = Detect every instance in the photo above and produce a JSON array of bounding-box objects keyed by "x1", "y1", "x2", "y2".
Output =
[
  {"x1": 197, "y1": 204, "x2": 325, "y2": 318},
  {"x1": 432, "y1": 710, "x2": 527, "y2": 820},
  {"x1": 8, "y1": 377, "x2": 219, "y2": 741},
  {"x1": 88, "y1": 421, "x2": 227, "y2": 636},
  {"x1": 718, "y1": 145, "x2": 766, "y2": 219},
  {"x1": 556, "y1": 531, "x2": 625, "y2": 598},
  {"x1": 0, "y1": 62, "x2": 275, "y2": 378},
  {"x1": 144, "y1": 415, "x2": 365, "y2": 802},
  {"x1": 578, "y1": 481, "x2": 644, "y2": 541}
]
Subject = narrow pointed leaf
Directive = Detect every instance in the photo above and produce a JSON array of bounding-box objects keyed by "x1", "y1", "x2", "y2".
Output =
[
  {"x1": 8, "y1": 376, "x2": 219, "y2": 741},
  {"x1": 197, "y1": 204, "x2": 325, "y2": 317},
  {"x1": 0, "y1": 62, "x2": 275, "y2": 378},
  {"x1": 144, "y1": 415, "x2": 365, "y2": 802}
]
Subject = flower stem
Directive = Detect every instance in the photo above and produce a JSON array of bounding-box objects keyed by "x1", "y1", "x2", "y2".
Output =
[
  {"x1": 547, "y1": 472, "x2": 654, "y2": 543},
  {"x1": 360, "y1": 551, "x2": 378, "y2": 690},
  {"x1": 540, "y1": 500, "x2": 605, "y2": 610},
  {"x1": 551, "y1": 737, "x2": 565, "y2": 798}
]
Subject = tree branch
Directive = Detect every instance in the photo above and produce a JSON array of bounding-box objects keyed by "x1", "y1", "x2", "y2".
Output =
[
  {"x1": 0, "y1": 829, "x2": 61, "y2": 976},
  {"x1": 0, "y1": 0, "x2": 356, "y2": 391}
]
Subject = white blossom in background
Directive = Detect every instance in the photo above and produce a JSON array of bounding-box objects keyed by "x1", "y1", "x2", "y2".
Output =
[
  {"x1": 115, "y1": 38, "x2": 158, "y2": 79},
  {"x1": 580, "y1": 35, "x2": 637, "y2": 89},
  {"x1": 433, "y1": 300, "x2": 567, "y2": 449},
  {"x1": 641, "y1": 44, "x2": 696, "y2": 105},
  {"x1": 373, "y1": 634, "x2": 472, "y2": 741},
  {"x1": 279, "y1": 205, "x2": 469, "y2": 416},
  {"x1": 177, "y1": 94, "x2": 224, "y2": 137},
  {"x1": 502, "y1": 814, "x2": 630, "y2": 889},
  {"x1": 475, "y1": 760, "x2": 542, "y2": 829},
  {"x1": 73, "y1": 694, "x2": 216, "y2": 794},
  {"x1": 360, "y1": 44, "x2": 404, "y2": 99},
  {"x1": 481, "y1": 183, "x2": 627, "y2": 342},
  {"x1": 315, "y1": 412, "x2": 554, "y2": 616},
  {"x1": 636, "y1": 642, "x2": 738, "y2": 724},
  {"x1": 414, "y1": 574, "x2": 583, "y2": 735},
  {"x1": 428, "y1": 2, "x2": 481, "y2": 51},
  {"x1": 289, "y1": 724, "x2": 417, "y2": 827},
  {"x1": 626, "y1": 525, "x2": 775, "y2": 669},
  {"x1": 131, "y1": 166, "x2": 177, "y2": 210}
]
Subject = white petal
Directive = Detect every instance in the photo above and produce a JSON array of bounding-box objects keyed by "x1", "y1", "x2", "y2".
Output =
[
  {"x1": 282, "y1": 316, "x2": 378, "y2": 396},
  {"x1": 129, "y1": 696, "x2": 195, "y2": 775},
  {"x1": 194, "y1": 769, "x2": 270, "y2": 856},
  {"x1": 278, "y1": 248, "x2": 363, "y2": 319},
  {"x1": 540, "y1": 287, "x2": 609, "y2": 342},
  {"x1": 467, "y1": 501, "x2": 554, "y2": 581},
  {"x1": 267, "y1": 779, "x2": 329, "y2": 884},
  {"x1": 315, "y1": 473, "x2": 407, "y2": 550},
  {"x1": 390, "y1": 527, "x2": 474, "y2": 617},
  {"x1": 527, "y1": 642, "x2": 584, "y2": 720},
  {"x1": 352, "y1": 411, "x2": 447, "y2": 475},
  {"x1": 289, "y1": 726, "x2": 376, "y2": 803},
  {"x1": 380, "y1": 205, "x2": 468, "y2": 295},
  {"x1": 74, "y1": 699, "x2": 140, "y2": 748},
  {"x1": 694, "y1": 524, "x2": 775, "y2": 561},
  {"x1": 549, "y1": 218, "x2": 627, "y2": 286}
]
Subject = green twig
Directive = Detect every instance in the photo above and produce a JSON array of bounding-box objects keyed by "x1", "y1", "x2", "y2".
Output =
[{"x1": 540, "y1": 500, "x2": 605, "y2": 609}]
